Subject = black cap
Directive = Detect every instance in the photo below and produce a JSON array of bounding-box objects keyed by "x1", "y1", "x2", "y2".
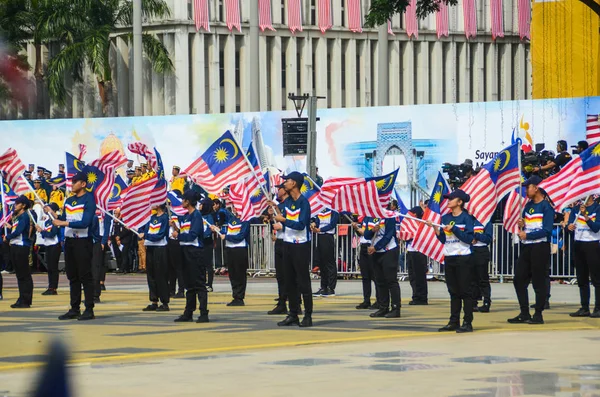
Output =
[
  {"x1": 572, "y1": 140, "x2": 589, "y2": 151},
  {"x1": 522, "y1": 175, "x2": 543, "y2": 187},
  {"x1": 14, "y1": 195, "x2": 31, "y2": 208},
  {"x1": 282, "y1": 171, "x2": 304, "y2": 188},
  {"x1": 409, "y1": 206, "x2": 424, "y2": 219},
  {"x1": 71, "y1": 172, "x2": 87, "y2": 183},
  {"x1": 443, "y1": 189, "x2": 471, "y2": 203},
  {"x1": 48, "y1": 202, "x2": 60, "y2": 212}
]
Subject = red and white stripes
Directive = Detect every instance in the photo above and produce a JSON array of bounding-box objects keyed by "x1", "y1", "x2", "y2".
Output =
[
  {"x1": 318, "y1": 0, "x2": 332, "y2": 33},
  {"x1": 436, "y1": 0, "x2": 449, "y2": 38},
  {"x1": 121, "y1": 175, "x2": 158, "y2": 230},
  {"x1": 462, "y1": 0, "x2": 477, "y2": 38},
  {"x1": 259, "y1": 0, "x2": 275, "y2": 31},
  {"x1": 586, "y1": 115, "x2": 600, "y2": 145},
  {"x1": 405, "y1": 0, "x2": 419, "y2": 38},
  {"x1": 90, "y1": 151, "x2": 129, "y2": 211},
  {"x1": 387, "y1": 20, "x2": 395, "y2": 36},
  {"x1": 287, "y1": 0, "x2": 303, "y2": 33},
  {"x1": 517, "y1": 0, "x2": 531, "y2": 40},
  {"x1": 225, "y1": 0, "x2": 241, "y2": 32},
  {"x1": 490, "y1": 0, "x2": 504, "y2": 40},
  {"x1": 194, "y1": 0, "x2": 210, "y2": 32},
  {"x1": 330, "y1": 181, "x2": 395, "y2": 219},
  {"x1": 0, "y1": 148, "x2": 29, "y2": 195},
  {"x1": 347, "y1": 0, "x2": 363, "y2": 33}
]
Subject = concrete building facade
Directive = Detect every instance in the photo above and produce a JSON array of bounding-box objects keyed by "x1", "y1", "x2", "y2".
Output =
[{"x1": 0, "y1": 0, "x2": 531, "y2": 120}]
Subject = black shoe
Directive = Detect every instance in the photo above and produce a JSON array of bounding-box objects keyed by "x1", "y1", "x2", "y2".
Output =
[
  {"x1": 58, "y1": 310, "x2": 81, "y2": 320},
  {"x1": 299, "y1": 315, "x2": 313, "y2": 327},
  {"x1": 438, "y1": 323, "x2": 460, "y2": 332},
  {"x1": 369, "y1": 302, "x2": 382, "y2": 310},
  {"x1": 174, "y1": 314, "x2": 193, "y2": 322},
  {"x1": 226, "y1": 299, "x2": 245, "y2": 307},
  {"x1": 196, "y1": 313, "x2": 209, "y2": 323},
  {"x1": 321, "y1": 288, "x2": 335, "y2": 297},
  {"x1": 385, "y1": 307, "x2": 401, "y2": 318},
  {"x1": 170, "y1": 292, "x2": 175, "y2": 298},
  {"x1": 277, "y1": 315, "x2": 300, "y2": 326},
  {"x1": 370, "y1": 308, "x2": 390, "y2": 318},
  {"x1": 268, "y1": 304, "x2": 288, "y2": 315},
  {"x1": 507, "y1": 313, "x2": 532, "y2": 324},
  {"x1": 456, "y1": 322, "x2": 473, "y2": 333},
  {"x1": 143, "y1": 304, "x2": 158, "y2": 312},
  {"x1": 93, "y1": 297, "x2": 101, "y2": 304},
  {"x1": 156, "y1": 304, "x2": 170, "y2": 312},
  {"x1": 78, "y1": 309, "x2": 95, "y2": 321},
  {"x1": 313, "y1": 288, "x2": 326, "y2": 297},
  {"x1": 472, "y1": 305, "x2": 480, "y2": 313},
  {"x1": 101, "y1": 284, "x2": 106, "y2": 291},
  {"x1": 569, "y1": 308, "x2": 591, "y2": 317},
  {"x1": 590, "y1": 309, "x2": 600, "y2": 318},
  {"x1": 42, "y1": 289, "x2": 57, "y2": 296},
  {"x1": 356, "y1": 301, "x2": 371, "y2": 309},
  {"x1": 408, "y1": 300, "x2": 428, "y2": 305},
  {"x1": 527, "y1": 313, "x2": 544, "y2": 324},
  {"x1": 10, "y1": 302, "x2": 31, "y2": 309},
  {"x1": 174, "y1": 292, "x2": 185, "y2": 299},
  {"x1": 478, "y1": 303, "x2": 491, "y2": 313}
]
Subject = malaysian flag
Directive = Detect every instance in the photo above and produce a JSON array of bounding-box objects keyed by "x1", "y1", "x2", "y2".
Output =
[
  {"x1": 230, "y1": 175, "x2": 270, "y2": 222},
  {"x1": 287, "y1": 0, "x2": 303, "y2": 33},
  {"x1": 81, "y1": 151, "x2": 128, "y2": 210},
  {"x1": 121, "y1": 175, "x2": 158, "y2": 229},
  {"x1": 270, "y1": 171, "x2": 284, "y2": 193},
  {"x1": 586, "y1": 115, "x2": 600, "y2": 145},
  {"x1": 540, "y1": 142, "x2": 600, "y2": 211},
  {"x1": 78, "y1": 144, "x2": 87, "y2": 160},
  {"x1": 411, "y1": 172, "x2": 449, "y2": 262},
  {"x1": 1, "y1": 175, "x2": 18, "y2": 205},
  {"x1": 65, "y1": 152, "x2": 85, "y2": 191},
  {"x1": 149, "y1": 148, "x2": 168, "y2": 207},
  {"x1": 259, "y1": 0, "x2": 275, "y2": 31},
  {"x1": 167, "y1": 190, "x2": 188, "y2": 216},
  {"x1": 194, "y1": 0, "x2": 210, "y2": 32},
  {"x1": 387, "y1": 20, "x2": 395, "y2": 36},
  {"x1": 0, "y1": 210, "x2": 12, "y2": 229},
  {"x1": 183, "y1": 130, "x2": 254, "y2": 195},
  {"x1": 318, "y1": 0, "x2": 332, "y2": 33},
  {"x1": 128, "y1": 142, "x2": 157, "y2": 170},
  {"x1": 107, "y1": 175, "x2": 129, "y2": 211},
  {"x1": 246, "y1": 142, "x2": 266, "y2": 190},
  {"x1": 347, "y1": 0, "x2": 362, "y2": 32},
  {"x1": 405, "y1": 0, "x2": 418, "y2": 38},
  {"x1": 225, "y1": 0, "x2": 241, "y2": 32},
  {"x1": 318, "y1": 170, "x2": 398, "y2": 210},
  {"x1": 503, "y1": 186, "x2": 527, "y2": 234},
  {"x1": 490, "y1": 0, "x2": 504, "y2": 40},
  {"x1": 436, "y1": 0, "x2": 449, "y2": 38},
  {"x1": 331, "y1": 180, "x2": 395, "y2": 219},
  {"x1": 318, "y1": 176, "x2": 364, "y2": 209},
  {"x1": 367, "y1": 169, "x2": 399, "y2": 206},
  {"x1": 462, "y1": 143, "x2": 521, "y2": 225},
  {"x1": 394, "y1": 190, "x2": 419, "y2": 241},
  {"x1": 301, "y1": 173, "x2": 323, "y2": 216},
  {"x1": 0, "y1": 148, "x2": 31, "y2": 195},
  {"x1": 463, "y1": 0, "x2": 477, "y2": 38},
  {"x1": 518, "y1": 0, "x2": 531, "y2": 40}
]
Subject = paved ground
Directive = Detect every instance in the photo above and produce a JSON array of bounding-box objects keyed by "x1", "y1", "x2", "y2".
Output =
[{"x1": 0, "y1": 274, "x2": 599, "y2": 396}]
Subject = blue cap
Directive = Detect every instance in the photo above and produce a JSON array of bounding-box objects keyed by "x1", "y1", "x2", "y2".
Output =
[
  {"x1": 71, "y1": 172, "x2": 87, "y2": 183},
  {"x1": 282, "y1": 171, "x2": 304, "y2": 188},
  {"x1": 443, "y1": 189, "x2": 471, "y2": 203},
  {"x1": 522, "y1": 175, "x2": 543, "y2": 187}
]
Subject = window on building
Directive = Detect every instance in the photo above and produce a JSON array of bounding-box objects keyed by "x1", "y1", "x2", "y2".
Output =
[
  {"x1": 297, "y1": 51, "x2": 301, "y2": 91},
  {"x1": 341, "y1": 44, "x2": 346, "y2": 90},
  {"x1": 219, "y1": 50, "x2": 224, "y2": 88},
  {"x1": 312, "y1": 50, "x2": 316, "y2": 90},
  {"x1": 327, "y1": 52, "x2": 331, "y2": 90},
  {"x1": 235, "y1": 50, "x2": 240, "y2": 88},
  {"x1": 341, "y1": 0, "x2": 345, "y2": 27},
  {"x1": 281, "y1": 0, "x2": 285, "y2": 24},
  {"x1": 219, "y1": 0, "x2": 224, "y2": 21},
  {"x1": 356, "y1": 51, "x2": 360, "y2": 90},
  {"x1": 311, "y1": 0, "x2": 316, "y2": 25},
  {"x1": 282, "y1": 51, "x2": 286, "y2": 88}
]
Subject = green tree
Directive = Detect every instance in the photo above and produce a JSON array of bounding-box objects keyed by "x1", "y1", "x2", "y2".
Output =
[
  {"x1": 364, "y1": 0, "x2": 459, "y2": 28},
  {"x1": 43, "y1": 0, "x2": 174, "y2": 116}
]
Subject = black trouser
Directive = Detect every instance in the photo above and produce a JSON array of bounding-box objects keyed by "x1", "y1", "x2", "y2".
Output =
[
  {"x1": 110, "y1": 236, "x2": 122, "y2": 270},
  {"x1": 167, "y1": 239, "x2": 184, "y2": 294},
  {"x1": 203, "y1": 238, "x2": 214, "y2": 288},
  {"x1": 359, "y1": 244, "x2": 379, "y2": 303},
  {"x1": 2, "y1": 240, "x2": 12, "y2": 271},
  {"x1": 146, "y1": 245, "x2": 170, "y2": 305},
  {"x1": 445, "y1": 255, "x2": 473, "y2": 325},
  {"x1": 181, "y1": 245, "x2": 207, "y2": 315},
  {"x1": 121, "y1": 239, "x2": 134, "y2": 273},
  {"x1": 574, "y1": 241, "x2": 600, "y2": 310},
  {"x1": 44, "y1": 243, "x2": 61, "y2": 290},
  {"x1": 471, "y1": 246, "x2": 491, "y2": 305},
  {"x1": 11, "y1": 245, "x2": 33, "y2": 305},
  {"x1": 372, "y1": 248, "x2": 401, "y2": 309},
  {"x1": 92, "y1": 242, "x2": 106, "y2": 299},
  {"x1": 215, "y1": 239, "x2": 225, "y2": 268},
  {"x1": 407, "y1": 250, "x2": 428, "y2": 303},
  {"x1": 274, "y1": 239, "x2": 287, "y2": 304},
  {"x1": 317, "y1": 233, "x2": 337, "y2": 291},
  {"x1": 64, "y1": 238, "x2": 94, "y2": 311},
  {"x1": 227, "y1": 246, "x2": 248, "y2": 300},
  {"x1": 283, "y1": 242, "x2": 313, "y2": 317},
  {"x1": 514, "y1": 242, "x2": 550, "y2": 314}
]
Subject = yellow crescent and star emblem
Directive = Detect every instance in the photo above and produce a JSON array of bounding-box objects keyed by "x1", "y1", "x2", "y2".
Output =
[
  {"x1": 3, "y1": 182, "x2": 10, "y2": 192},
  {"x1": 528, "y1": 208, "x2": 535, "y2": 214},
  {"x1": 214, "y1": 138, "x2": 239, "y2": 163},
  {"x1": 110, "y1": 182, "x2": 122, "y2": 199},
  {"x1": 72, "y1": 201, "x2": 77, "y2": 206},
  {"x1": 493, "y1": 150, "x2": 511, "y2": 172},
  {"x1": 433, "y1": 182, "x2": 444, "y2": 203},
  {"x1": 291, "y1": 205, "x2": 296, "y2": 210},
  {"x1": 232, "y1": 221, "x2": 237, "y2": 225},
  {"x1": 448, "y1": 221, "x2": 455, "y2": 227},
  {"x1": 375, "y1": 175, "x2": 394, "y2": 192},
  {"x1": 73, "y1": 159, "x2": 84, "y2": 172},
  {"x1": 592, "y1": 144, "x2": 600, "y2": 157}
]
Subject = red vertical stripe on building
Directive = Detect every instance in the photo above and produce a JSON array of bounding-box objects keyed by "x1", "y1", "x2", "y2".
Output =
[
  {"x1": 490, "y1": 0, "x2": 504, "y2": 40},
  {"x1": 405, "y1": 0, "x2": 418, "y2": 38},
  {"x1": 462, "y1": 0, "x2": 477, "y2": 38},
  {"x1": 194, "y1": 0, "x2": 210, "y2": 32},
  {"x1": 347, "y1": 0, "x2": 362, "y2": 33},
  {"x1": 287, "y1": 0, "x2": 303, "y2": 33},
  {"x1": 259, "y1": 0, "x2": 275, "y2": 31},
  {"x1": 318, "y1": 0, "x2": 332, "y2": 33},
  {"x1": 436, "y1": 0, "x2": 449, "y2": 38},
  {"x1": 518, "y1": 0, "x2": 531, "y2": 40},
  {"x1": 225, "y1": 0, "x2": 241, "y2": 32},
  {"x1": 388, "y1": 20, "x2": 395, "y2": 36}
]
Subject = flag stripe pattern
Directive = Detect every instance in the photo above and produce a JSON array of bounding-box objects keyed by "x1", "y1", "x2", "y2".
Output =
[
  {"x1": 490, "y1": 0, "x2": 504, "y2": 39},
  {"x1": 503, "y1": 188, "x2": 527, "y2": 234},
  {"x1": 89, "y1": 151, "x2": 128, "y2": 210},
  {"x1": 121, "y1": 175, "x2": 158, "y2": 229},
  {"x1": 463, "y1": 0, "x2": 477, "y2": 38},
  {"x1": 538, "y1": 158, "x2": 581, "y2": 210},
  {"x1": 405, "y1": 0, "x2": 419, "y2": 38},
  {"x1": 347, "y1": 0, "x2": 362, "y2": 33},
  {"x1": 128, "y1": 142, "x2": 157, "y2": 170},
  {"x1": 0, "y1": 148, "x2": 30, "y2": 195},
  {"x1": 194, "y1": 0, "x2": 210, "y2": 32},
  {"x1": 259, "y1": 0, "x2": 275, "y2": 31},
  {"x1": 398, "y1": 212, "x2": 420, "y2": 241},
  {"x1": 229, "y1": 178, "x2": 269, "y2": 222},
  {"x1": 517, "y1": 0, "x2": 531, "y2": 40},
  {"x1": 288, "y1": 0, "x2": 303, "y2": 33},
  {"x1": 586, "y1": 115, "x2": 600, "y2": 145},
  {"x1": 387, "y1": 20, "x2": 395, "y2": 36},
  {"x1": 331, "y1": 181, "x2": 394, "y2": 219},
  {"x1": 78, "y1": 144, "x2": 87, "y2": 161},
  {"x1": 412, "y1": 209, "x2": 444, "y2": 262},
  {"x1": 225, "y1": 0, "x2": 241, "y2": 32},
  {"x1": 318, "y1": 0, "x2": 332, "y2": 33},
  {"x1": 436, "y1": 0, "x2": 449, "y2": 38}
]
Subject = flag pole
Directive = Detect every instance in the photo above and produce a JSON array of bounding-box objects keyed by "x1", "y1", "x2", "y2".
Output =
[
  {"x1": 231, "y1": 136, "x2": 271, "y2": 200},
  {"x1": 19, "y1": 174, "x2": 54, "y2": 220},
  {"x1": 517, "y1": 143, "x2": 523, "y2": 231},
  {"x1": 397, "y1": 211, "x2": 442, "y2": 227},
  {"x1": 0, "y1": 173, "x2": 8, "y2": 235},
  {"x1": 97, "y1": 207, "x2": 142, "y2": 238}
]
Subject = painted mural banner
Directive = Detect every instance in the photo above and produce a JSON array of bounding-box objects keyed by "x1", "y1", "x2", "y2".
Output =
[{"x1": 0, "y1": 96, "x2": 598, "y2": 204}]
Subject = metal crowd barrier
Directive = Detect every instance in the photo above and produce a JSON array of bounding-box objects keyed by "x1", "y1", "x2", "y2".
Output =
[{"x1": 242, "y1": 223, "x2": 577, "y2": 280}]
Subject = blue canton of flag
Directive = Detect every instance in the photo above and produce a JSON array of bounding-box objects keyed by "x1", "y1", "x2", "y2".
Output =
[
  {"x1": 47, "y1": 174, "x2": 65, "y2": 187},
  {"x1": 428, "y1": 172, "x2": 450, "y2": 214},
  {"x1": 246, "y1": 142, "x2": 265, "y2": 186},
  {"x1": 107, "y1": 175, "x2": 128, "y2": 210},
  {"x1": 78, "y1": 165, "x2": 105, "y2": 195},
  {"x1": 301, "y1": 173, "x2": 323, "y2": 216},
  {"x1": 66, "y1": 152, "x2": 85, "y2": 190},
  {"x1": 1, "y1": 175, "x2": 18, "y2": 204},
  {"x1": 394, "y1": 188, "x2": 409, "y2": 215},
  {"x1": 366, "y1": 169, "x2": 398, "y2": 205},
  {"x1": 481, "y1": 143, "x2": 519, "y2": 183}
]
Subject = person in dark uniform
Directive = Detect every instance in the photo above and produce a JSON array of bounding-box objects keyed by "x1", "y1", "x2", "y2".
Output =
[
  {"x1": 471, "y1": 219, "x2": 493, "y2": 313},
  {"x1": 200, "y1": 198, "x2": 216, "y2": 292},
  {"x1": 115, "y1": 214, "x2": 135, "y2": 273},
  {"x1": 173, "y1": 190, "x2": 208, "y2": 323},
  {"x1": 352, "y1": 216, "x2": 381, "y2": 309},
  {"x1": 213, "y1": 199, "x2": 228, "y2": 273},
  {"x1": 218, "y1": 207, "x2": 250, "y2": 306},
  {"x1": 91, "y1": 212, "x2": 110, "y2": 303},
  {"x1": 364, "y1": 214, "x2": 401, "y2": 319},
  {"x1": 406, "y1": 206, "x2": 429, "y2": 306},
  {"x1": 268, "y1": 184, "x2": 289, "y2": 315},
  {"x1": 508, "y1": 175, "x2": 554, "y2": 325},
  {"x1": 140, "y1": 204, "x2": 170, "y2": 312},
  {"x1": 4, "y1": 195, "x2": 34, "y2": 308},
  {"x1": 312, "y1": 208, "x2": 339, "y2": 297},
  {"x1": 46, "y1": 172, "x2": 97, "y2": 321},
  {"x1": 166, "y1": 208, "x2": 185, "y2": 298},
  {"x1": 430, "y1": 189, "x2": 475, "y2": 333},
  {"x1": 533, "y1": 140, "x2": 572, "y2": 175},
  {"x1": 566, "y1": 195, "x2": 600, "y2": 318},
  {"x1": 270, "y1": 172, "x2": 313, "y2": 327},
  {"x1": 36, "y1": 203, "x2": 61, "y2": 296}
]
